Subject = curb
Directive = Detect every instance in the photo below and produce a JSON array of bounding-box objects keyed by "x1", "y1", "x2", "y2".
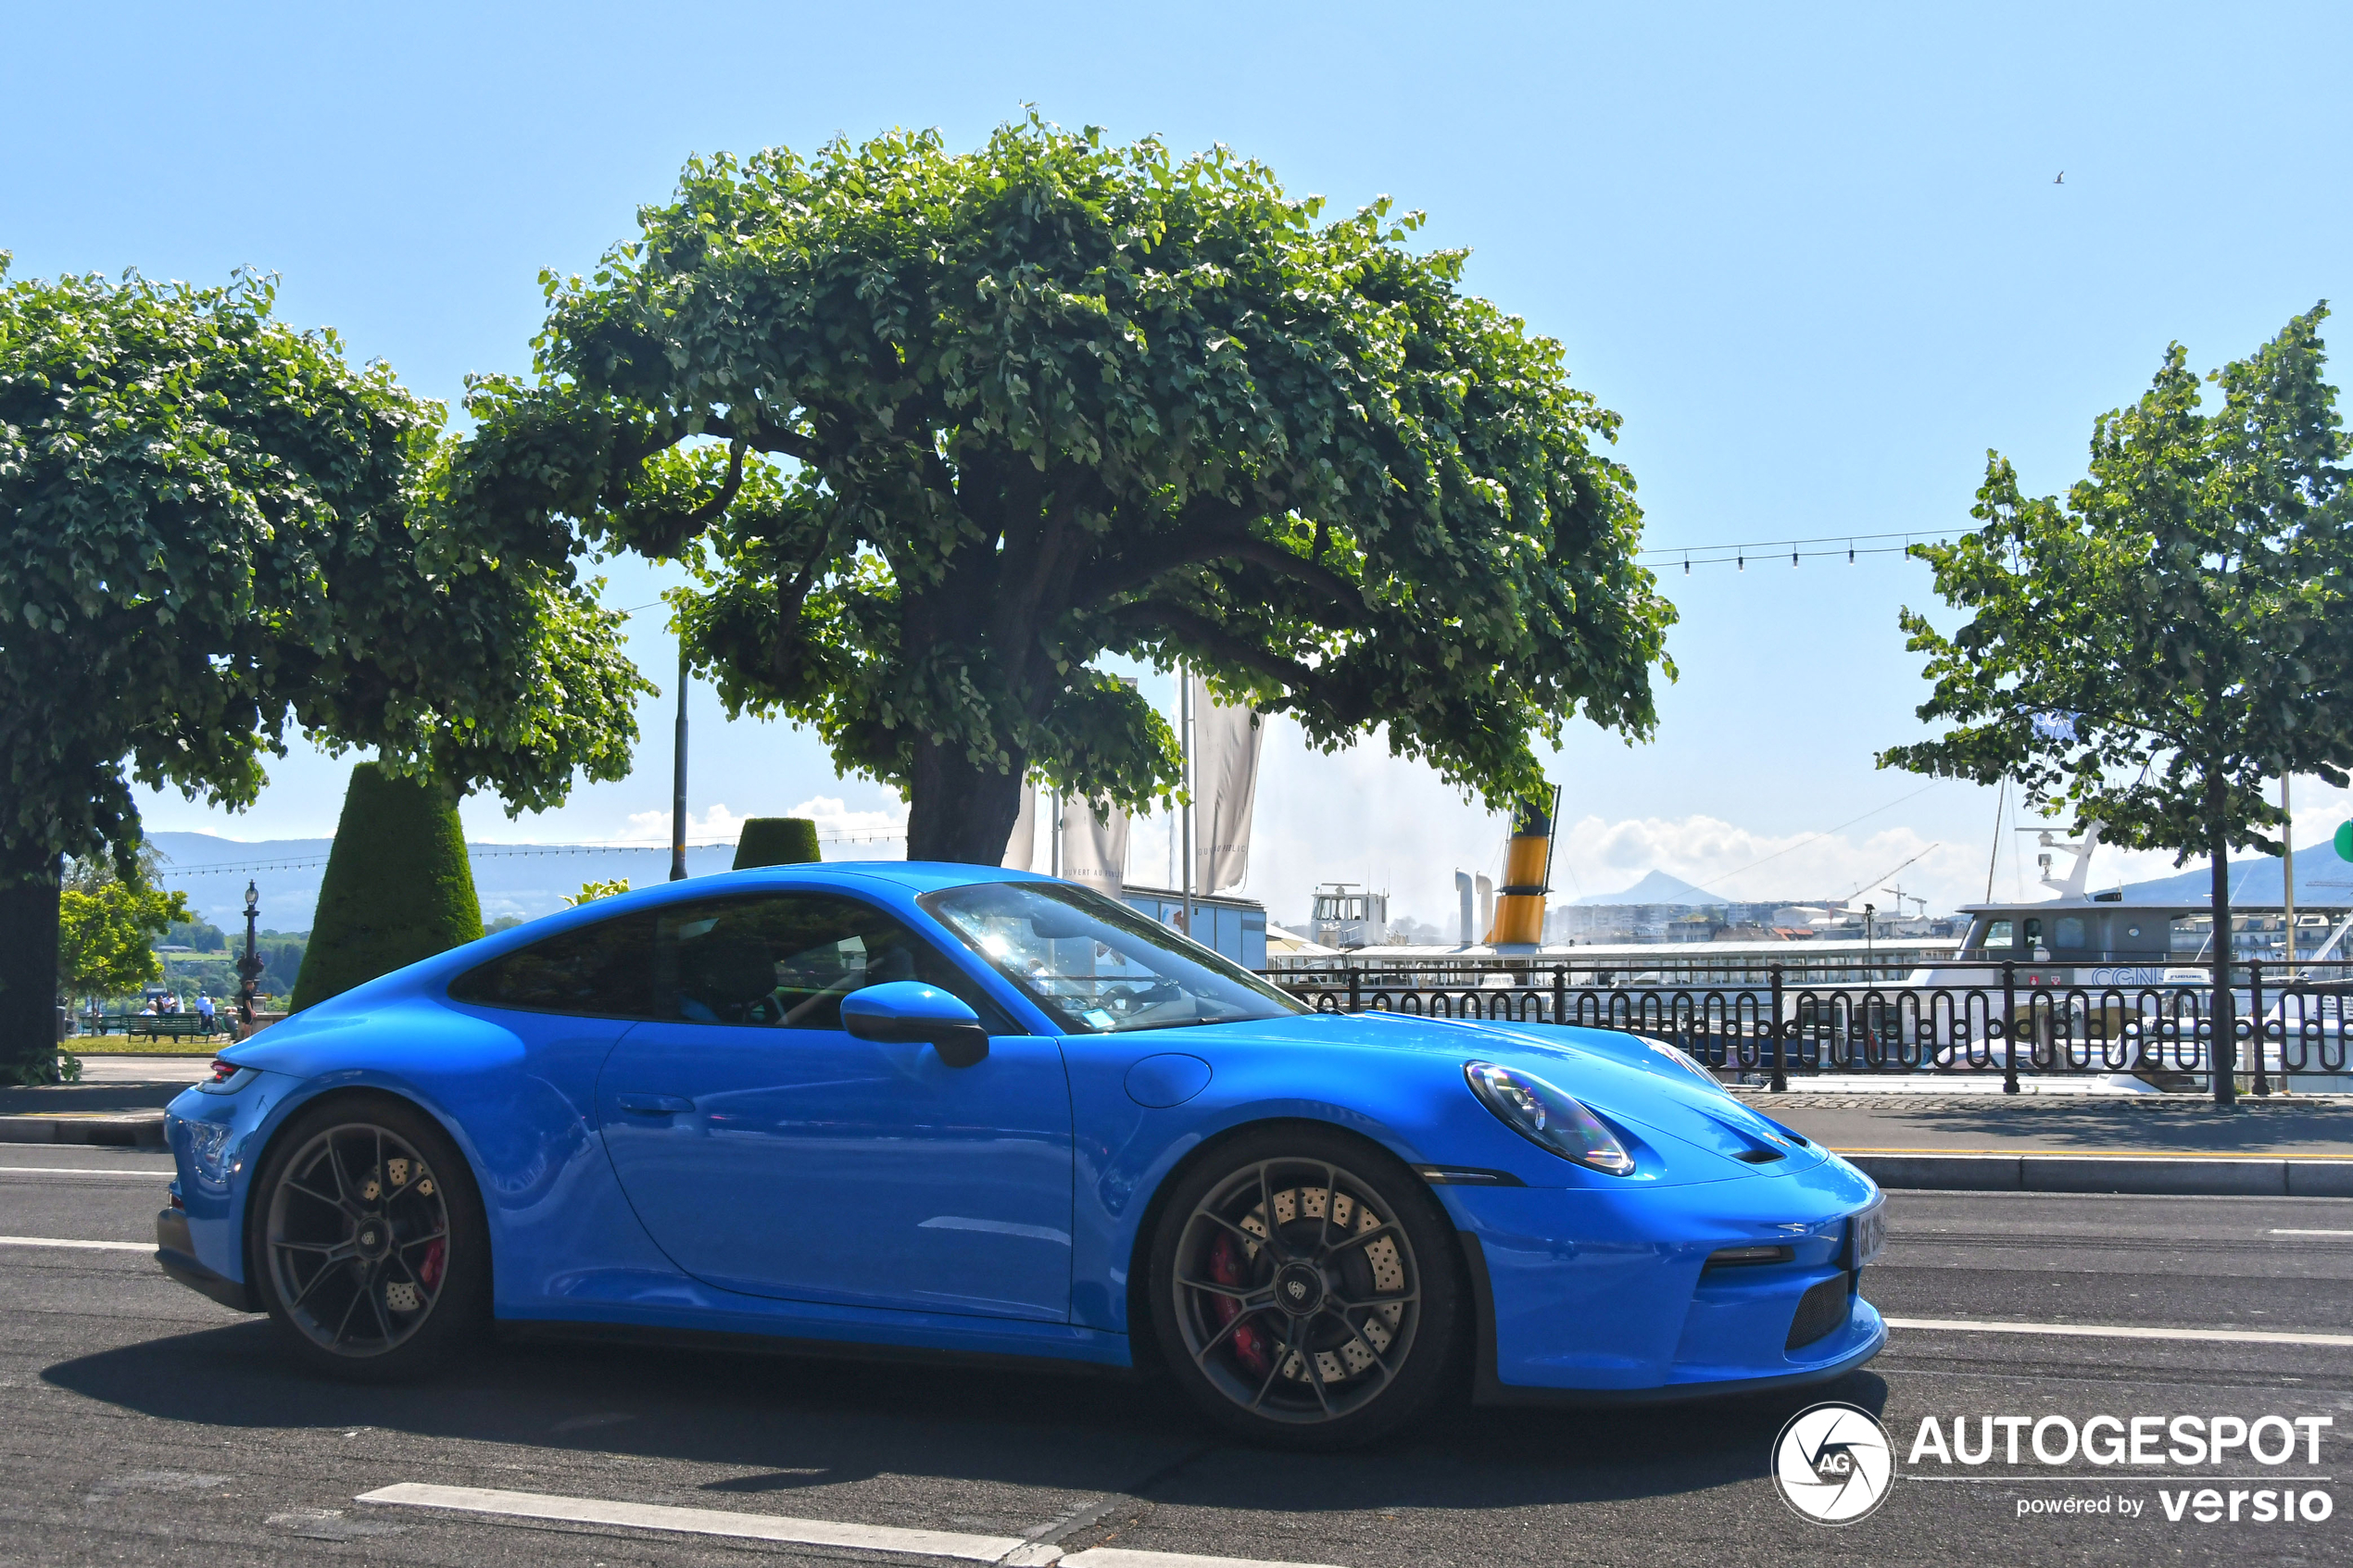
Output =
[
  {"x1": 0, "y1": 1111, "x2": 166, "y2": 1150},
  {"x1": 1846, "y1": 1151, "x2": 2353, "y2": 1198}
]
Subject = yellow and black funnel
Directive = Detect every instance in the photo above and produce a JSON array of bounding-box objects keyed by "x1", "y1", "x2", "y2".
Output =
[{"x1": 1490, "y1": 786, "x2": 1561, "y2": 947}]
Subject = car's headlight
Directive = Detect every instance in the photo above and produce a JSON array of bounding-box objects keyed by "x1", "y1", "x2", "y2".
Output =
[
  {"x1": 1634, "y1": 1035, "x2": 1729, "y2": 1094},
  {"x1": 1463, "y1": 1061, "x2": 1635, "y2": 1175}
]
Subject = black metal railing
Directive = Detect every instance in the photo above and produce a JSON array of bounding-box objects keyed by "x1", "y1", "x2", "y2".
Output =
[{"x1": 1260, "y1": 958, "x2": 2353, "y2": 1097}]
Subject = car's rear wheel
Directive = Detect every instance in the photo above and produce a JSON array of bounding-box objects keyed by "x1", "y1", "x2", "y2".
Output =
[
  {"x1": 250, "y1": 1096, "x2": 488, "y2": 1379},
  {"x1": 1146, "y1": 1124, "x2": 1462, "y2": 1449}
]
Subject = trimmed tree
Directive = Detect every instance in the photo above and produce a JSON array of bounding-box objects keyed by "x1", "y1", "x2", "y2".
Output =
[
  {"x1": 0, "y1": 260, "x2": 650, "y2": 1076},
  {"x1": 452, "y1": 118, "x2": 1675, "y2": 864},
  {"x1": 290, "y1": 765, "x2": 484, "y2": 1010},
  {"x1": 734, "y1": 818, "x2": 821, "y2": 869},
  {"x1": 1880, "y1": 307, "x2": 2353, "y2": 1104}
]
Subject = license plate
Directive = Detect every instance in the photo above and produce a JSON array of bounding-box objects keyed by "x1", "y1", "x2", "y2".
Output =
[{"x1": 1850, "y1": 1200, "x2": 1886, "y2": 1269}]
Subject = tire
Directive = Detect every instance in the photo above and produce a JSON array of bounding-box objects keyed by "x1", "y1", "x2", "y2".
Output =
[
  {"x1": 247, "y1": 1094, "x2": 491, "y2": 1381},
  {"x1": 1145, "y1": 1123, "x2": 1463, "y2": 1449}
]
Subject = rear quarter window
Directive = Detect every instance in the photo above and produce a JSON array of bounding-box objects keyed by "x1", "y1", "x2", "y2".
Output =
[{"x1": 447, "y1": 912, "x2": 659, "y2": 1019}]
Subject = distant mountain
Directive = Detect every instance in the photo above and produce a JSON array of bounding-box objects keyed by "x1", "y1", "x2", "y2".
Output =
[
  {"x1": 2118, "y1": 851, "x2": 2353, "y2": 906},
  {"x1": 1571, "y1": 869, "x2": 1720, "y2": 907},
  {"x1": 146, "y1": 831, "x2": 745, "y2": 934}
]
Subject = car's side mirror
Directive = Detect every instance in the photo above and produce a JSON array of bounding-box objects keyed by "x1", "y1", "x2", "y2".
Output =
[{"x1": 840, "y1": 982, "x2": 990, "y2": 1068}]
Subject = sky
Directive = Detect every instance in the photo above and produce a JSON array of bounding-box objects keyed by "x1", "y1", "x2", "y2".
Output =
[{"x1": 6, "y1": 2, "x2": 2349, "y2": 927}]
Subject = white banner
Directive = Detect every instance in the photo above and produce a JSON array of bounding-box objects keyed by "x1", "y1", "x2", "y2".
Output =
[
  {"x1": 1003, "y1": 781, "x2": 1038, "y2": 871},
  {"x1": 1060, "y1": 797, "x2": 1129, "y2": 894},
  {"x1": 1189, "y1": 672, "x2": 1264, "y2": 895}
]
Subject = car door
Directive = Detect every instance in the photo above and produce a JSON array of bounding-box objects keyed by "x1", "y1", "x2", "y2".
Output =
[{"x1": 596, "y1": 890, "x2": 1075, "y2": 1322}]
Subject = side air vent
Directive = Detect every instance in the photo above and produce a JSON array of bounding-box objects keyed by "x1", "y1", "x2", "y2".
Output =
[
  {"x1": 1786, "y1": 1273, "x2": 1853, "y2": 1349},
  {"x1": 1733, "y1": 1148, "x2": 1785, "y2": 1164}
]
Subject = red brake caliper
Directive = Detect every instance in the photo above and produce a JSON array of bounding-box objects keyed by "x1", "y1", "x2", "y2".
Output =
[
  {"x1": 419, "y1": 1239, "x2": 446, "y2": 1292},
  {"x1": 1208, "y1": 1232, "x2": 1270, "y2": 1376}
]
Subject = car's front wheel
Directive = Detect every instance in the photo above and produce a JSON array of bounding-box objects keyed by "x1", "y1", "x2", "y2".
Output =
[
  {"x1": 249, "y1": 1096, "x2": 489, "y2": 1379},
  {"x1": 1146, "y1": 1125, "x2": 1462, "y2": 1449}
]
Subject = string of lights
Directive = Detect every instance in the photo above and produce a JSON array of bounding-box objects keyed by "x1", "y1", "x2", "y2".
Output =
[
  {"x1": 1638, "y1": 528, "x2": 1959, "y2": 573},
  {"x1": 162, "y1": 832, "x2": 910, "y2": 877}
]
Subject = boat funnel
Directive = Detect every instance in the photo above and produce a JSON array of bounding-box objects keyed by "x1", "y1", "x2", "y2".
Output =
[{"x1": 1490, "y1": 787, "x2": 1561, "y2": 947}]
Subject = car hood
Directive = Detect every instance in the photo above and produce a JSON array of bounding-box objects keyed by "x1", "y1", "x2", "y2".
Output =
[{"x1": 1124, "y1": 1010, "x2": 1829, "y2": 1180}]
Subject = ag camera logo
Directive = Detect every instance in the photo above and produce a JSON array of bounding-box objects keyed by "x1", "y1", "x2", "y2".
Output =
[{"x1": 1774, "y1": 1401, "x2": 1894, "y2": 1524}]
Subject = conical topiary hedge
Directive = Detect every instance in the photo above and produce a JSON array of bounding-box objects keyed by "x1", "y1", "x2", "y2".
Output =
[
  {"x1": 733, "y1": 817, "x2": 822, "y2": 870},
  {"x1": 291, "y1": 763, "x2": 483, "y2": 1010}
]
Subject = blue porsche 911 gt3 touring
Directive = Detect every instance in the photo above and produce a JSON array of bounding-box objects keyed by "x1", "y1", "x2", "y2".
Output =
[{"x1": 157, "y1": 863, "x2": 1885, "y2": 1448}]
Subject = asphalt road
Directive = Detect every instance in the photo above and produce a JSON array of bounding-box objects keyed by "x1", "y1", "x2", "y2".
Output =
[{"x1": 3, "y1": 1155, "x2": 2347, "y2": 1567}]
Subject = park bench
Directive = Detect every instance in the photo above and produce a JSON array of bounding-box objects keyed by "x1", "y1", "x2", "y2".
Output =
[{"x1": 93, "y1": 1012, "x2": 231, "y2": 1041}]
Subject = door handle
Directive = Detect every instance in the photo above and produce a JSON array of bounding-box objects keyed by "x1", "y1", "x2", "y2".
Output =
[{"x1": 615, "y1": 1093, "x2": 695, "y2": 1115}]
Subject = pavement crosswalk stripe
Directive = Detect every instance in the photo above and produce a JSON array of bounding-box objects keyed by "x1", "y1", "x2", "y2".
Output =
[
  {"x1": 0, "y1": 1167, "x2": 165, "y2": 1177},
  {"x1": 359, "y1": 1483, "x2": 1044, "y2": 1562},
  {"x1": 355, "y1": 1484, "x2": 1350, "y2": 1567},
  {"x1": 0, "y1": 1236, "x2": 149, "y2": 1251},
  {"x1": 1887, "y1": 1315, "x2": 2353, "y2": 1347},
  {"x1": 2271, "y1": 1228, "x2": 2353, "y2": 1236}
]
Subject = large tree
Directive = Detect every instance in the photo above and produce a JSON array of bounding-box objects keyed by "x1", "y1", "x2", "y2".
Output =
[
  {"x1": 1881, "y1": 307, "x2": 2353, "y2": 1104},
  {"x1": 452, "y1": 118, "x2": 1675, "y2": 862},
  {"x1": 0, "y1": 260, "x2": 649, "y2": 1075},
  {"x1": 57, "y1": 849, "x2": 189, "y2": 1024}
]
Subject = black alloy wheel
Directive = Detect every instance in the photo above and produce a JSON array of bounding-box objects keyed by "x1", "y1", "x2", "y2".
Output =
[
  {"x1": 252, "y1": 1097, "x2": 488, "y2": 1378},
  {"x1": 1148, "y1": 1125, "x2": 1462, "y2": 1448}
]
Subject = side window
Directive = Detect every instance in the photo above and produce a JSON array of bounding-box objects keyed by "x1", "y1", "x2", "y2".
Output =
[
  {"x1": 652, "y1": 893, "x2": 1006, "y2": 1032},
  {"x1": 2053, "y1": 916, "x2": 2087, "y2": 951},
  {"x1": 447, "y1": 912, "x2": 657, "y2": 1018},
  {"x1": 1982, "y1": 920, "x2": 2014, "y2": 950}
]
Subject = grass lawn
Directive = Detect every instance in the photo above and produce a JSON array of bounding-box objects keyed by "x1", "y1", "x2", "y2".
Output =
[{"x1": 70, "y1": 1035, "x2": 230, "y2": 1056}]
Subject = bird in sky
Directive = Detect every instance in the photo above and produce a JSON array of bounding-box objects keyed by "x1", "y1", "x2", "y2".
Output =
[{"x1": 2054, "y1": 171, "x2": 2065, "y2": 183}]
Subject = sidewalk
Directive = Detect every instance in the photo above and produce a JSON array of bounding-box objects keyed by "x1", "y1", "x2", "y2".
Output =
[
  {"x1": 1738, "y1": 1089, "x2": 2353, "y2": 1196},
  {"x1": 0, "y1": 1054, "x2": 206, "y2": 1147}
]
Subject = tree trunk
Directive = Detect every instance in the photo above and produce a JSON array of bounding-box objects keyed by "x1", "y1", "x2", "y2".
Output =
[
  {"x1": 0, "y1": 845, "x2": 64, "y2": 1080},
  {"x1": 904, "y1": 738, "x2": 1029, "y2": 864},
  {"x1": 2208, "y1": 770, "x2": 2237, "y2": 1108}
]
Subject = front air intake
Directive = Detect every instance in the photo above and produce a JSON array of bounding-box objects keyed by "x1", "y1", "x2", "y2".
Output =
[{"x1": 1786, "y1": 1273, "x2": 1853, "y2": 1349}]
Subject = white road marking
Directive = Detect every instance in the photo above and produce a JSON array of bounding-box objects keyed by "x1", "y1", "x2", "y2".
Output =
[
  {"x1": 0, "y1": 1236, "x2": 149, "y2": 1252},
  {"x1": 358, "y1": 1483, "x2": 1039, "y2": 1562},
  {"x1": 1887, "y1": 1315, "x2": 2353, "y2": 1348},
  {"x1": 0, "y1": 1167, "x2": 165, "y2": 1178},
  {"x1": 2271, "y1": 1228, "x2": 2353, "y2": 1236},
  {"x1": 356, "y1": 1483, "x2": 1349, "y2": 1567}
]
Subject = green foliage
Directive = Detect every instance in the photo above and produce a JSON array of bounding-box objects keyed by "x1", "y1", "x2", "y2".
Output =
[
  {"x1": 162, "y1": 917, "x2": 228, "y2": 952},
  {"x1": 291, "y1": 764, "x2": 484, "y2": 1010},
  {"x1": 733, "y1": 818, "x2": 821, "y2": 869},
  {"x1": 562, "y1": 877, "x2": 632, "y2": 906},
  {"x1": 57, "y1": 852, "x2": 189, "y2": 1003},
  {"x1": 1881, "y1": 307, "x2": 2353, "y2": 863},
  {"x1": 0, "y1": 256, "x2": 651, "y2": 876},
  {"x1": 452, "y1": 117, "x2": 1674, "y2": 860}
]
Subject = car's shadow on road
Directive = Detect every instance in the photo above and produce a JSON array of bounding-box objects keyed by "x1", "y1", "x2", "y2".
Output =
[{"x1": 45, "y1": 1320, "x2": 1884, "y2": 1512}]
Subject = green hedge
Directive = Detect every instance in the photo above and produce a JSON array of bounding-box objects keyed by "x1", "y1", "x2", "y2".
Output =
[
  {"x1": 734, "y1": 817, "x2": 822, "y2": 869},
  {"x1": 292, "y1": 764, "x2": 483, "y2": 1010}
]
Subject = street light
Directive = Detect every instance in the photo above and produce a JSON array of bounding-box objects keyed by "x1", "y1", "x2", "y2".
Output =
[{"x1": 234, "y1": 881, "x2": 264, "y2": 1032}]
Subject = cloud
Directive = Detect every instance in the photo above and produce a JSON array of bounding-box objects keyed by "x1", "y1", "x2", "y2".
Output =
[{"x1": 622, "y1": 802, "x2": 757, "y2": 843}]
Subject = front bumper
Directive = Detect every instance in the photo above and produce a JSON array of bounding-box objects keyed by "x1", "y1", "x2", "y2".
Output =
[
  {"x1": 1447, "y1": 1153, "x2": 1887, "y2": 1403},
  {"x1": 155, "y1": 1206, "x2": 258, "y2": 1312}
]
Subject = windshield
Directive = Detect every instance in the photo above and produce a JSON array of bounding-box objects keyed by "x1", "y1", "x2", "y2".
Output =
[{"x1": 920, "y1": 881, "x2": 1307, "y2": 1035}]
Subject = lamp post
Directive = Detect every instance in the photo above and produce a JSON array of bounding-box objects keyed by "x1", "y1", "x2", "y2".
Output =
[
  {"x1": 234, "y1": 881, "x2": 264, "y2": 1034},
  {"x1": 671, "y1": 640, "x2": 689, "y2": 882}
]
